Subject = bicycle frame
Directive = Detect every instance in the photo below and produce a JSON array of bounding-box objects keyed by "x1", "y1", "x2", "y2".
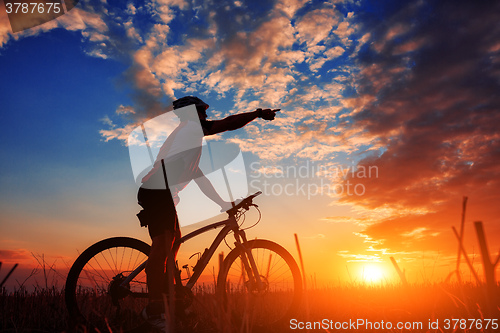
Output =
[
  {"x1": 120, "y1": 212, "x2": 263, "y2": 293},
  {"x1": 176, "y1": 216, "x2": 237, "y2": 289},
  {"x1": 65, "y1": 188, "x2": 303, "y2": 333}
]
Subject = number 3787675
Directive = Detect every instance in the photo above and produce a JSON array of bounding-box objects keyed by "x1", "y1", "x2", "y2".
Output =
[
  {"x1": 443, "y1": 319, "x2": 498, "y2": 330},
  {"x1": 5, "y1": 2, "x2": 62, "y2": 14}
]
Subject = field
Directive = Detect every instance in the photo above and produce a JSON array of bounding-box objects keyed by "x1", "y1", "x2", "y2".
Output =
[
  {"x1": 1, "y1": 282, "x2": 499, "y2": 332},
  {"x1": 2, "y1": 219, "x2": 499, "y2": 333}
]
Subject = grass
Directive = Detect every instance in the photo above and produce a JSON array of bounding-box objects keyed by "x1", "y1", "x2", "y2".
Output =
[
  {"x1": 1, "y1": 286, "x2": 68, "y2": 332},
  {"x1": 1, "y1": 282, "x2": 498, "y2": 332}
]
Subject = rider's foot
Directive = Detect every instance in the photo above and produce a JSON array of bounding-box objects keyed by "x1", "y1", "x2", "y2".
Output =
[{"x1": 142, "y1": 303, "x2": 169, "y2": 332}]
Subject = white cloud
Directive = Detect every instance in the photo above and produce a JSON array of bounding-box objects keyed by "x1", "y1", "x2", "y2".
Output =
[
  {"x1": 0, "y1": 0, "x2": 370, "y2": 170},
  {"x1": 295, "y1": 8, "x2": 340, "y2": 46}
]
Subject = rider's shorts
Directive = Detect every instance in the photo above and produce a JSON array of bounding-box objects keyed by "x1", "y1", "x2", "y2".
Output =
[{"x1": 137, "y1": 186, "x2": 178, "y2": 238}]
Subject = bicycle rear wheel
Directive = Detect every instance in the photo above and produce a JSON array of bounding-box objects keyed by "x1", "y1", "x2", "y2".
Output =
[
  {"x1": 216, "y1": 239, "x2": 302, "y2": 331},
  {"x1": 65, "y1": 237, "x2": 150, "y2": 333}
]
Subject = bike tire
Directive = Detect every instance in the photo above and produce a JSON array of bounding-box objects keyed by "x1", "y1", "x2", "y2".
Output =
[
  {"x1": 65, "y1": 237, "x2": 150, "y2": 333},
  {"x1": 216, "y1": 239, "x2": 302, "y2": 331}
]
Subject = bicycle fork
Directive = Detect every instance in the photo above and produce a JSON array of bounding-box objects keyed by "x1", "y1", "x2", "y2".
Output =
[{"x1": 233, "y1": 230, "x2": 265, "y2": 293}]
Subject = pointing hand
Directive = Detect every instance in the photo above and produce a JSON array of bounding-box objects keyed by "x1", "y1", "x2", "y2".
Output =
[{"x1": 257, "y1": 108, "x2": 280, "y2": 121}]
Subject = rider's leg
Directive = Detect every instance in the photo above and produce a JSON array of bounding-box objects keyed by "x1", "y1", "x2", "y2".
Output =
[
  {"x1": 162, "y1": 229, "x2": 176, "y2": 295},
  {"x1": 164, "y1": 229, "x2": 176, "y2": 331},
  {"x1": 172, "y1": 224, "x2": 181, "y2": 258},
  {"x1": 138, "y1": 179, "x2": 178, "y2": 332},
  {"x1": 138, "y1": 186, "x2": 178, "y2": 302},
  {"x1": 144, "y1": 230, "x2": 175, "y2": 332},
  {"x1": 146, "y1": 232, "x2": 169, "y2": 302}
]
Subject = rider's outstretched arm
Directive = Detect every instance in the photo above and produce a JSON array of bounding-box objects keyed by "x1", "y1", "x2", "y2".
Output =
[{"x1": 205, "y1": 108, "x2": 279, "y2": 135}]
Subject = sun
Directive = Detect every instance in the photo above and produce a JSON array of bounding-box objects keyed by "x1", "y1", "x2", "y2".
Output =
[{"x1": 361, "y1": 264, "x2": 384, "y2": 283}]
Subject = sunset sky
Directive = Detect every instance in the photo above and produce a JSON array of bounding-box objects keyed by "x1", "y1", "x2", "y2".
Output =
[{"x1": 1, "y1": 0, "x2": 499, "y2": 288}]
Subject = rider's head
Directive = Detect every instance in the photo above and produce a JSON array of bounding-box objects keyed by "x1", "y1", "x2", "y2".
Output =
[{"x1": 172, "y1": 96, "x2": 209, "y2": 121}]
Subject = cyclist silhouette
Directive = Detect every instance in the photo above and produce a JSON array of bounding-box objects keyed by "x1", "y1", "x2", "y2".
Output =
[{"x1": 137, "y1": 96, "x2": 278, "y2": 331}]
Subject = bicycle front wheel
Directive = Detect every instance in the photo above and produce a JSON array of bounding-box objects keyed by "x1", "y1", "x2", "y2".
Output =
[
  {"x1": 217, "y1": 239, "x2": 302, "y2": 331},
  {"x1": 65, "y1": 237, "x2": 150, "y2": 333}
]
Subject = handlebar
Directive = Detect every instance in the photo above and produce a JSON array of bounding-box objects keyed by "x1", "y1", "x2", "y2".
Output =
[{"x1": 226, "y1": 191, "x2": 262, "y2": 217}]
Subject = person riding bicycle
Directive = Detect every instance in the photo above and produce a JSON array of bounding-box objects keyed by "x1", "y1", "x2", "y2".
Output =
[{"x1": 137, "y1": 96, "x2": 278, "y2": 332}]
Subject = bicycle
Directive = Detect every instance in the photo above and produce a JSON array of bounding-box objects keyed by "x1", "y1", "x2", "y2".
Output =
[{"x1": 65, "y1": 191, "x2": 302, "y2": 332}]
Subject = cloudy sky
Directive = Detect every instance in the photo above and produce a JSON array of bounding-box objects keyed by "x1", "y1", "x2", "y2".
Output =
[{"x1": 1, "y1": 0, "x2": 499, "y2": 287}]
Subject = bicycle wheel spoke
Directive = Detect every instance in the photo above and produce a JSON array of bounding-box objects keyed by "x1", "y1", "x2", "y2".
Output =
[
  {"x1": 105, "y1": 248, "x2": 118, "y2": 275},
  {"x1": 131, "y1": 248, "x2": 145, "y2": 274},
  {"x1": 218, "y1": 239, "x2": 302, "y2": 329},
  {"x1": 266, "y1": 253, "x2": 272, "y2": 279},
  {"x1": 118, "y1": 247, "x2": 124, "y2": 273},
  {"x1": 66, "y1": 237, "x2": 150, "y2": 333},
  {"x1": 86, "y1": 257, "x2": 111, "y2": 285}
]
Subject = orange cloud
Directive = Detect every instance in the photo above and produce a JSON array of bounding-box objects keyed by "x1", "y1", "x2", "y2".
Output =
[
  {"x1": 337, "y1": 1, "x2": 500, "y2": 258},
  {"x1": 0, "y1": 249, "x2": 32, "y2": 263}
]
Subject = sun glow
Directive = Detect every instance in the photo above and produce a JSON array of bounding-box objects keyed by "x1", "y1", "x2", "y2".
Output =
[{"x1": 361, "y1": 264, "x2": 385, "y2": 284}]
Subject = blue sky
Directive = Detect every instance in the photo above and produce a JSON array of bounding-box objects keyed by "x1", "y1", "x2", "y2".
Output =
[{"x1": 1, "y1": 0, "x2": 500, "y2": 286}]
